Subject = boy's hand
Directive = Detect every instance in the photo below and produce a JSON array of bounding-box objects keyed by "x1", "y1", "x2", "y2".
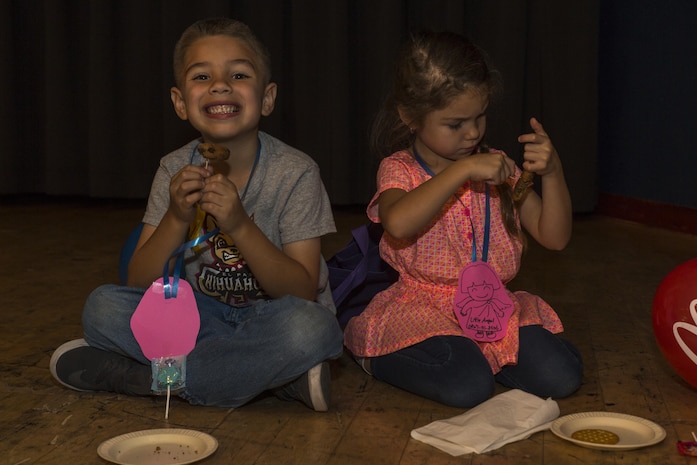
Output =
[
  {"x1": 169, "y1": 164, "x2": 211, "y2": 224},
  {"x1": 199, "y1": 174, "x2": 246, "y2": 234},
  {"x1": 517, "y1": 117, "x2": 562, "y2": 177}
]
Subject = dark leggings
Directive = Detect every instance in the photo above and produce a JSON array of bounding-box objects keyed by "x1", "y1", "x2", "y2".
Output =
[{"x1": 371, "y1": 326, "x2": 583, "y2": 408}]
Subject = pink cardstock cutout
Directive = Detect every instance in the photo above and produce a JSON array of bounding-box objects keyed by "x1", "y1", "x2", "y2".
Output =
[
  {"x1": 453, "y1": 261, "x2": 514, "y2": 342},
  {"x1": 130, "y1": 278, "x2": 200, "y2": 360}
]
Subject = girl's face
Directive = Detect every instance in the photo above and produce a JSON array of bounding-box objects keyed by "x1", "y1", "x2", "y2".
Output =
[
  {"x1": 413, "y1": 88, "x2": 488, "y2": 165},
  {"x1": 170, "y1": 35, "x2": 276, "y2": 144}
]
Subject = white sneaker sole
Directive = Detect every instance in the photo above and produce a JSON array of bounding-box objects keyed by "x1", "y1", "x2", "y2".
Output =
[
  {"x1": 307, "y1": 363, "x2": 329, "y2": 412},
  {"x1": 49, "y1": 338, "x2": 90, "y2": 391}
]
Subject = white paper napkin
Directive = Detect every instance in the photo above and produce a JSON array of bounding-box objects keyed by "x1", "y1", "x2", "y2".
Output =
[{"x1": 411, "y1": 389, "x2": 560, "y2": 455}]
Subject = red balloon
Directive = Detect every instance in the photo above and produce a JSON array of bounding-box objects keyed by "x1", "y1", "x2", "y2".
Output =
[{"x1": 652, "y1": 258, "x2": 697, "y2": 388}]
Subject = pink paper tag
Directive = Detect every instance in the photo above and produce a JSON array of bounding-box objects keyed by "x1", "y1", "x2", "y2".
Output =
[
  {"x1": 131, "y1": 278, "x2": 200, "y2": 360},
  {"x1": 453, "y1": 261, "x2": 513, "y2": 342}
]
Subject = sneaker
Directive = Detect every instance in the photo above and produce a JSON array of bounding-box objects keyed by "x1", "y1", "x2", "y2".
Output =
[
  {"x1": 275, "y1": 362, "x2": 330, "y2": 412},
  {"x1": 50, "y1": 338, "x2": 152, "y2": 396},
  {"x1": 354, "y1": 357, "x2": 372, "y2": 376}
]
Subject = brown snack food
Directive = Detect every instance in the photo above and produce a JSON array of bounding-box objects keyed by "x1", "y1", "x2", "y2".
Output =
[
  {"x1": 512, "y1": 170, "x2": 534, "y2": 202},
  {"x1": 197, "y1": 143, "x2": 230, "y2": 161},
  {"x1": 571, "y1": 428, "x2": 620, "y2": 445}
]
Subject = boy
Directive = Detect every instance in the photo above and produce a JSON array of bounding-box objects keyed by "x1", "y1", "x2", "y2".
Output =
[{"x1": 50, "y1": 18, "x2": 343, "y2": 411}]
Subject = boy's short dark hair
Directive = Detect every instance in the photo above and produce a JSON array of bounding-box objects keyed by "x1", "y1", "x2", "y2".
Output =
[{"x1": 173, "y1": 18, "x2": 272, "y2": 88}]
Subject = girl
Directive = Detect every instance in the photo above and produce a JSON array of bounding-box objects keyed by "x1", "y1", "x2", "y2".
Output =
[{"x1": 344, "y1": 31, "x2": 583, "y2": 408}]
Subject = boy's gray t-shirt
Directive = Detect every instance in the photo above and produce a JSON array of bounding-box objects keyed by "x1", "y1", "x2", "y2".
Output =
[{"x1": 142, "y1": 131, "x2": 337, "y2": 310}]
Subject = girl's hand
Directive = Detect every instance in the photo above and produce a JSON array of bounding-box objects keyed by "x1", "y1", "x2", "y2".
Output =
[
  {"x1": 517, "y1": 117, "x2": 562, "y2": 177},
  {"x1": 199, "y1": 173, "x2": 246, "y2": 234},
  {"x1": 516, "y1": 117, "x2": 572, "y2": 250},
  {"x1": 168, "y1": 164, "x2": 211, "y2": 224},
  {"x1": 460, "y1": 150, "x2": 516, "y2": 185}
]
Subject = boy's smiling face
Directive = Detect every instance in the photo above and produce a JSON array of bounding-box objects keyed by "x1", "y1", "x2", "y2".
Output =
[{"x1": 170, "y1": 35, "x2": 276, "y2": 145}]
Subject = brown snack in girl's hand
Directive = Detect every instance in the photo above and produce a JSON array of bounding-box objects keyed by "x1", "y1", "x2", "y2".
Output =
[{"x1": 512, "y1": 170, "x2": 534, "y2": 202}]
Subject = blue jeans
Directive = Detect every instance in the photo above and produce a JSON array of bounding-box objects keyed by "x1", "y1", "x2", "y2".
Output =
[
  {"x1": 81, "y1": 284, "x2": 344, "y2": 407},
  {"x1": 370, "y1": 326, "x2": 583, "y2": 408}
]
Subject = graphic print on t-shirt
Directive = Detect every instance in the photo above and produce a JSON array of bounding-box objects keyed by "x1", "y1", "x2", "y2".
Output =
[{"x1": 193, "y1": 212, "x2": 268, "y2": 305}]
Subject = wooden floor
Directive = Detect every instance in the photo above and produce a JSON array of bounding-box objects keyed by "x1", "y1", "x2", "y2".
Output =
[{"x1": 3, "y1": 198, "x2": 697, "y2": 464}]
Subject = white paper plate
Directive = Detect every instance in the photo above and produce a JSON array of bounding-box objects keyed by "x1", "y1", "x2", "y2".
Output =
[
  {"x1": 97, "y1": 428, "x2": 218, "y2": 464},
  {"x1": 550, "y1": 412, "x2": 666, "y2": 451}
]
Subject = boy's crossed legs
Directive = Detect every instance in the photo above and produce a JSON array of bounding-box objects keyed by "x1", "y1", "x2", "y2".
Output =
[{"x1": 51, "y1": 284, "x2": 344, "y2": 411}]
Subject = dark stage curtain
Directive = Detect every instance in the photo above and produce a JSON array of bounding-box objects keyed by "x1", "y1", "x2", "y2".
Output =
[{"x1": 0, "y1": 0, "x2": 598, "y2": 211}]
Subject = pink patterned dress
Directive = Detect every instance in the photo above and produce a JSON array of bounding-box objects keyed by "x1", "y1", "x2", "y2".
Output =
[{"x1": 343, "y1": 150, "x2": 564, "y2": 373}]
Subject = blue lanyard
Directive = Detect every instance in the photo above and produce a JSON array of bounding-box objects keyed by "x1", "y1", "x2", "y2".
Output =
[
  {"x1": 412, "y1": 146, "x2": 490, "y2": 262},
  {"x1": 163, "y1": 230, "x2": 218, "y2": 299}
]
